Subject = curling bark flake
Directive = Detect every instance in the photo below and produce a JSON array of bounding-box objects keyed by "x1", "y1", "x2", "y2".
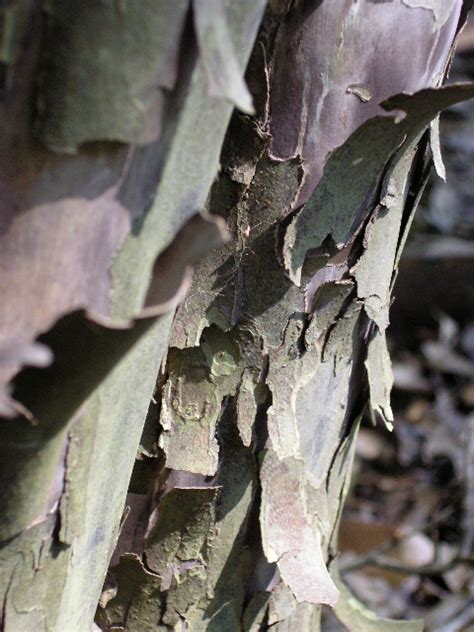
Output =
[
  {"x1": 98, "y1": 2, "x2": 473, "y2": 630},
  {"x1": 0, "y1": 1, "x2": 472, "y2": 631}
]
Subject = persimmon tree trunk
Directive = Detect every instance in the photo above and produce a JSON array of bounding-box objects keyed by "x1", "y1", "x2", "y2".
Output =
[{"x1": 0, "y1": 2, "x2": 472, "y2": 632}]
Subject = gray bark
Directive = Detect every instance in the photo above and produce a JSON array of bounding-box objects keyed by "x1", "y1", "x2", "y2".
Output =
[
  {"x1": 98, "y1": 2, "x2": 473, "y2": 630},
  {"x1": 0, "y1": 1, "x2": 472, "y2": 631},
  {"x1": 0, "y1": 2, "x2": 264, "y2": 630}
]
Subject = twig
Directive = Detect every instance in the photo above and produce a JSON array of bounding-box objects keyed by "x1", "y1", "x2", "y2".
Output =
[{"x1": 341, "y1": 551, "x2": 474, "y2": 577}]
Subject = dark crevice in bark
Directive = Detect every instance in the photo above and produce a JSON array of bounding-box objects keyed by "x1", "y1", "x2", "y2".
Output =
[
  {"x1": 318, "y1": 287, "x2": 358, "y2": 360},
  {"x1": 254, "y1": 384, "x2": 272, "y2": 454},
  {"x1": 42, "y1": 1, "x2": 470, "y2": 628},
  {"x1": 276, "y1": 204, "x2": 302, "y2": 269},
  {"x1": 344, "y1": 313, "x2": 373, "y2": 439},
  {"x1": 392, "y1": 130, "x2": 433, "y2": 270}
]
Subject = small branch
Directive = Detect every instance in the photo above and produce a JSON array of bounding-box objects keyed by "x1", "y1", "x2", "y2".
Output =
[{"x1": 340, "y1": 552, "x2": 474, "y2": 577}]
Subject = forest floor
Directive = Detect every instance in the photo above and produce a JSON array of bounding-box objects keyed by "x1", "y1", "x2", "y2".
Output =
[{"x1": 327, "y1": 36, "x2": 474, "y2": 632}]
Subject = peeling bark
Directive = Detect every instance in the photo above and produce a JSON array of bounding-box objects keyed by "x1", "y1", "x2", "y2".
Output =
[
  {"x1": 97, "y1": 3, "x2": 472, "y2": 631},
  {"x1": 0, "y1": 1, "x2": 472, "y2": 631},
  {"x1": 0, "y1": 1, "x2": 264, "y2": 630}
]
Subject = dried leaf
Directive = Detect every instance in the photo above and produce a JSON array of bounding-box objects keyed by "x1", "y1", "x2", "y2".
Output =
[{"x1": 421, "y1": 340, "x2": 474, "y2": 378}]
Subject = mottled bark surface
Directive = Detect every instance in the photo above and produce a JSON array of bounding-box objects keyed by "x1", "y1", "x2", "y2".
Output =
[
  {"x1": 97, "y1": 2, "x2": 473, "y2": 631},
  {"x1": 0, "y1": 2, "x2": 264, "y2": 630},
  {"x1": 0, "y1": 1, "x2": 472, "y2": 631}
]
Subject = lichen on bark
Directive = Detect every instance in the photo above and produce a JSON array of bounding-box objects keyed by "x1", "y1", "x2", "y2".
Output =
[{"x1": 98, "y1": 2, "x2": 474, "y2": 630}]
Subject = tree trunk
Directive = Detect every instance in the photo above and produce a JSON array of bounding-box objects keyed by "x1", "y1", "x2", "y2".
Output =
[
  {"x1": 0, "y1": 2, "x2": 472, "y2": 631},
  {"x1": 0, "y1": 2, "x2": 265, "y2": 630}
]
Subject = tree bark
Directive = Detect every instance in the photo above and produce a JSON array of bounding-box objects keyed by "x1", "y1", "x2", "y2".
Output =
[
  {"x1": 98, "y1": 2, "x2": 473, "y2": 630},
  {"x1": 0, "y1": 2, "x2": 265, "y2": 630},
  {"x1": 0, "y1": 2, "x2": 472, "y2": 631}
]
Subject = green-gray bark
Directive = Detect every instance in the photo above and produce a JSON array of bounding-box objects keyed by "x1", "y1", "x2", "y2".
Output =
[
  {"x1": 0, "y1": 1, "x2": 472, "y2": 631},
  {"x1": 0, "y1": 2, "x2": 264, "y2": 630}
]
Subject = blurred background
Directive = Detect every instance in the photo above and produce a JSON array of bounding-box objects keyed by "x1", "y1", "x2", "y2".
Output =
[{"x1": 329, "y1": 19, "x2": 474, "y2": 632}]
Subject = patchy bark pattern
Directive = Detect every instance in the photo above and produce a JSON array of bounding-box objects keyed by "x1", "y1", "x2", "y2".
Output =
[
  {"x1": 0, "y1": 1, "x2": 472, "y2": 631},
  {"x1": 97, "y1": 2, "x2": 473, "y2": 631},
  {"x1": 0, "y1": 1, "x2": 264, "y2": 630}
]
